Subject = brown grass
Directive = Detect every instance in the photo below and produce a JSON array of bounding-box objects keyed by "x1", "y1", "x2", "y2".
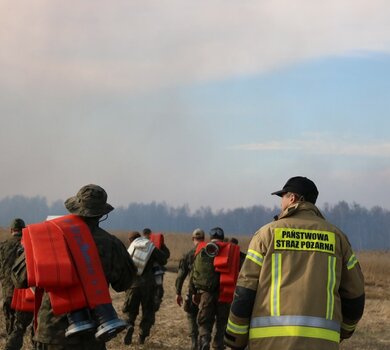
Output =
[{"x1": 0, "y1": 230, "x2": 389, "y2": 349}]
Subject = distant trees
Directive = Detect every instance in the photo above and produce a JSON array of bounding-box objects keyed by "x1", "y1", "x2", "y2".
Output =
[{"x1": 0, "y1": 195, "x2": 388, "y2": 250}]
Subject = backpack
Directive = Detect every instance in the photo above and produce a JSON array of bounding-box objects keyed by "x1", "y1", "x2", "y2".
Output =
[{"x1": 191, "y1": 248, "x2": 219, "y2": 292}]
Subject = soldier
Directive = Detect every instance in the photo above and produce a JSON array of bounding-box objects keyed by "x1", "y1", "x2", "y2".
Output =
[
  {"x1": 225, "y1": 176, "x2": 365, "y2": 350},
  {"x1": 122, "y1": 231, "x2": 168, "y2": 345},
  {"x1": 175, "y1": 228, "x2": 205, "y2": 350},
  {"x1": 0, "y1": 218, "x2": 33, "y2": 350},
  {"x1": 11, "y1": 184, "x2": 136, "y2": 350},
  {"x1": 142, "y1": 228, "x2": 170, "y2": 312},
  {"x1": 191, "y1": 227, "x2": 231, "y2": 350}
]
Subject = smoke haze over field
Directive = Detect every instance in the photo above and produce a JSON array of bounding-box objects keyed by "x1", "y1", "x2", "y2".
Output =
[{"x1": 1, "y1": 1, "x2": 390, "y2": 211}]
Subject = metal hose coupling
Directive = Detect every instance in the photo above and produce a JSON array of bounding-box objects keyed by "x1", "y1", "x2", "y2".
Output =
[
  {"x1": 93, "y1": 303, "x2": 127, "y2": 342},
  {"x1": 65, "y1": 308, "x2": 96, "y2": 338},
  {"x1": 65, "y1": 303, "x2": 127, "y2": 342},
  {"x1": 205, "y1": 242, "x2": 220, "y2": 257}
]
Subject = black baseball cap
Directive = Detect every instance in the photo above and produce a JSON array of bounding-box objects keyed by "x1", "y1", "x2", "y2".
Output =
[
  {"x1": 271, "y1": 176, "x2": 319, "y2": 204},
  {"x1": 209, "y1": 227, "x2": 224, "y2": 240}
]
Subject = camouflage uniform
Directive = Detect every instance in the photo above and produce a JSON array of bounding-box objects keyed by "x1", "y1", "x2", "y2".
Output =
[
  {"x1": 175, "y1": 246, "x2": 199, "y2": 350},
  {"x1": 0, "y1": 218, "x2": 33, "y2": 350},
  {"x1": 191, "y1": 228, "x2": 230, "y2": 350},
  {"x1": 122, "y1": 244, "x2": 168, "y2": 344},
  {"x1": 12, "y1": 185, "x2": 136, "y2": 350}
]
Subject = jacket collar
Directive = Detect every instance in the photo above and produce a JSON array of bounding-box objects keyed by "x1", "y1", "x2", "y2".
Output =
[{"x1": 276, "y1": 201, "x2": 325, "y2": 220}]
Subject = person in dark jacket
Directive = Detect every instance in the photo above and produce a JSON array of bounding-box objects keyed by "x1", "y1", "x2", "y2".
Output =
[
  {"x1": 175, "y1": 228, "x2": 205, "y2": 350},
  {"x1": 229, "y1": 237, "x2": 246, "y2": 269},
  {"x1": 0, "y1": 218, "x2": 33, "y2": 350},
  {"x1": 141, "y1": 228, "x2": 171, "y2": 312},
  {"x1": 11, "y1": 184, "x2": 136, "y2": 350},
  {"x1": 191, "y1": 227, "x2": 231, "y2": 350},
  {"x1": 122, "y1": 231, "x2": 168, "y2": 345}
]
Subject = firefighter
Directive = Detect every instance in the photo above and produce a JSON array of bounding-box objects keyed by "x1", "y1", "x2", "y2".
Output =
[
  {"x1": 122, "y1": 230, "x2": 168, "y2": 345},
  {"x1": 11, "y1": 184, "x2": 136, "y2": 350},
  {"x1": 141, "y1": 228, "x2": 170, "y2": 312},
  {"x1": 225, "y1": 176, "x2": 365, "y2": 350},
  {"x1": 175, "y1": 228, "x2": 205, "y2": 350},
  {"x1": 0, "y1": 218, "x2": 33, "y2": 350},
  {"x1": 191, "y1": 227, "x2": 231, "y2": 350}
]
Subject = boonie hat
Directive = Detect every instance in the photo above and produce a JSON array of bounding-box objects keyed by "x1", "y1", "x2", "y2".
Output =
[
  {"x1": 10, "y1": 218, "x2": 25, "y2": 231},
  {"x1": 271, "y1": 176, "x2": 319, "y2": 204},
  {"x1": 192, "y1": 228, "x2": 205, "y2": 239},
  {"x1": 209, "y1": 227, "x2": 224, "y2": 240},
  {"x1": 64, "y1": 184, "x2": 114, "y2": 217}
]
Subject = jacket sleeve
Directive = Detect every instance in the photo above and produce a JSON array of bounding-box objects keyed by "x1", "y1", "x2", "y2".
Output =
[
  {"x1": 11, "y1": 252, "x2": 28, "y2": 289},
  {"x1": 153, "y1": 246, "x2": 168, "y2": 266},
  {"x1": 338, "y1": 235, "x2": 365, "y2": 340},
  {"x1": 160, "y1": 243, "x2": 171, "y2": 261},
  {"x1": 225, "y1": 230, "x2": 265, "y2": 350},
  {"x1": 109, "y1": 237, "x2": 137, "y2": 292},
  {"x1": 175, "y1": 251, "x2": 191, "y2": 295}
]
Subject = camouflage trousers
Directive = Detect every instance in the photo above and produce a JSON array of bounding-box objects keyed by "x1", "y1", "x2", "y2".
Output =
[
  {"x1": 122, "y1": 286, "x2": 155, "y2": 338},
  {"x1": 34, "y1": 330, "x2": 107, "y2": 350},
  {"x1": 34, "y1": 343, "x2": 106, "y2": 350},
  {"x1": 3, "y1": 298, "x2": 34, "y2": 350},
  {"x1": 184, "y1": 293, "x2": 199, "y2": 340},
  {"x1": 197, "y1": 291, "x2": 230, "y2": 350}
]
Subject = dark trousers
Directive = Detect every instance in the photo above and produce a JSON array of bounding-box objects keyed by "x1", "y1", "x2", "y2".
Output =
[
  {"x1": 34, "y1": 340, "x2": 106, "y2": 350},
  {"x1": 122, "y1": 286, "x2": 155, "y2": 337},
  {"x1": 197, "y1": 291, "x2": 230, "y2": 350},
  {"x1": 3, "y1": 298, "x2": 34, "y2": 350},
  {"x1": 34, "y1": 332, "x2": 107, "y2": 350}
]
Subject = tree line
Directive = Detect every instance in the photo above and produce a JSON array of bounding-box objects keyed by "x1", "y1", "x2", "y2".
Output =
[{"x1": 0, "y1": 195, "x2": 388, "y2": 250}]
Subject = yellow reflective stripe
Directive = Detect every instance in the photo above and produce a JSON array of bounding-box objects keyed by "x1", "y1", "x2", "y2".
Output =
[
  {"x1": 270, "y1": 253, "x2": 282, "y2": 316},
  {"x1": 347, "y1": 254, "x2": 358, "y2": 270},
  {"x1": 227, "y1": 319, "x2": 249, "y2": 335},
  {"x1": 246, "y1": 249, "x2": 264, "y2": 267},
  {"x1": 341, "y1": 322, "x2": 357, "y2": 332},
  {"x1": 326, "y1": 256, "x2": 336, "y2": 319},
  {"x1": 249, "y1": 325, "x2": 340, "y2": 343}
]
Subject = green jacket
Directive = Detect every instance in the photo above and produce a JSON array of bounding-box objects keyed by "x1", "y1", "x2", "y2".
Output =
[
  {"x1": 12, "y1": 219, "x2": 136, "y2": 345},
  {"x1": 190, "y1": 244, "x2": 220, "y2": 294},
  {"x1": 0, "y1": 232, "x2": 23, "y2": 300},
  {"x1": 225, "y1": 202, "x2": 365, "y2": 350},
  {"x1": 175, "y1": 246, "x2": 196, "y2": 295}
]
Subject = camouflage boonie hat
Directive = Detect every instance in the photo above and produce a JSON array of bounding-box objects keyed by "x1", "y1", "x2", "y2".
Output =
[
  {"x1": 10, "y1": 218, "x2": 25, "y2": 231},
  {"x1": 64, "y1": 184, "x2": 114, "y2": 217},
  {"x1": 192, "y1": 228, "x2": 205, "y2": 239}
]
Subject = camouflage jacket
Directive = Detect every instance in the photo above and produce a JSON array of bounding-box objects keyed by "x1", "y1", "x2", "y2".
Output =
[
  {"x1": 0, "y1": 232, "x2": 23, "y2": 300},
  {"x1": 12, "y1": 220, "x2": 136, "y2": 345},
  {"x1": 175, "y1": 246, "x2": 196, "y2": 295}
]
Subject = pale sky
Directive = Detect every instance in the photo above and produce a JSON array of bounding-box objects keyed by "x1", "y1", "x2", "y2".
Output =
[{"x1": 1, "y1": 0, "x2": 390, "y2": 211}]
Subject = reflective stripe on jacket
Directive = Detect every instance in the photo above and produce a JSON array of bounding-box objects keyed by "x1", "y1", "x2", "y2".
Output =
[{"x1": 225, "y1": 202, "x2": 365, "y2": 350}]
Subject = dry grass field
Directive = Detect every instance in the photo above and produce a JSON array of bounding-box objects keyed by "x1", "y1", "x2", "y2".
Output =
[{"x1": 0, "y1": 229, "x2": 389, "y2": 349}]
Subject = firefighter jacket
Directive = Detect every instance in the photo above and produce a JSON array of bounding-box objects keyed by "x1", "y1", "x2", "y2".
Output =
[{"x1": 225, "y1": 201, "x2": 365, "y2": 350}]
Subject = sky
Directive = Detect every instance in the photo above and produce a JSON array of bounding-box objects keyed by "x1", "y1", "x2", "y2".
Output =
[{"x1": 1, "y1": 0, "x2": 390, "y2": 212}]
